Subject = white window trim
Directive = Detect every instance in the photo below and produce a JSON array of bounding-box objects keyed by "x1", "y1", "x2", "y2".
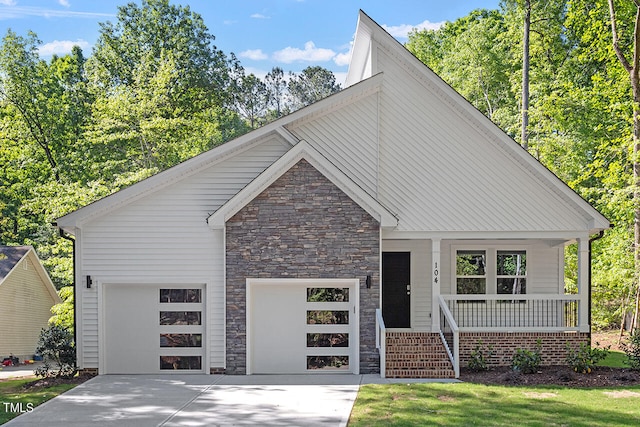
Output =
[{"x1": 451, "y1": 245, "x2": 527, "y2": 295}]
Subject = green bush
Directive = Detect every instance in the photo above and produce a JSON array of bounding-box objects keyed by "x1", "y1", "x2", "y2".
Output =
[
  {"x1": 622, "y1": 328, "x2": 640, "y2": 370},
  {"x1": 468, "y1": 340, "x2": 494, "y2": 372},
  {"x1": 34, "y1": 325, "x2": 76, "y2": 378},
  {"x1": 565, "y1": 341, "x2": 610, "y2": 374},
  {"x1": 511, "y1": 341, "x2": 542, "y2": 374}
]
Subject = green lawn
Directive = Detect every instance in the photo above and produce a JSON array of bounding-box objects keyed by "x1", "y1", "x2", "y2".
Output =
[
  {"x1": 0, "y1": 378, "x2": 77, "y2": 425},
  {"x1": 600, "y1": 350, "x2": 628, "y2": 368},
  {"x1": 349, "y1": 382, "x2": 640, "y2": 426}
]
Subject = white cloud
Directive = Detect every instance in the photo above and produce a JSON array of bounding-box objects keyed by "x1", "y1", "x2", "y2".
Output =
[
  {"x1": 58, "y1": 0, "x2": 71, "y2": 7},
  {"x1": 333, "y1": 51, "x2": 351, "y2": 67},
  {"x1": 0, "y1": 6, "x2": 113, "y2": 20},
  {"x1": 382, "y1": 19, "x2": 444, "y2": 39},
  {"x1": 251, "y1": 13, "x2": 270, "y2": 19},
  {"x1": 273, "y1": 41, "x2": 335, "y2": 64},
  {"x1": 38, "y1": 39, "x2": 90, "y2": 56},
  {"x1": 240, "y1": 49, "x2": 268, "y2": 61}
]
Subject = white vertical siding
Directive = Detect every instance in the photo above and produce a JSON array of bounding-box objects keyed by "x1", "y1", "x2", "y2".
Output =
[{"x1": 78, "y1": 137, "x2": 290, "y2": 370}]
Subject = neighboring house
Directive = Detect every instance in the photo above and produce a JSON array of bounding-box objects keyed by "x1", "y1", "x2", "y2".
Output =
[
  {"x1": 55, "y1": 11, "x2": 610, "y2": 378},
  {"x1": 0, "y1": 246, "x2": 62, "y2": 361}
]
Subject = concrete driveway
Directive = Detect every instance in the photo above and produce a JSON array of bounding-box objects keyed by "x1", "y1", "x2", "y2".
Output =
[{"x1": 4, "y1": 374, "x2": 364, "y2": 426}]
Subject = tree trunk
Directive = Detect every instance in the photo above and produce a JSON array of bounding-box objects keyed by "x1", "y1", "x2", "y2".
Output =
[
  {"x1": 521, "y1": 0, "x2": 531, "y2": 151},
  {"x1": 609, "y1": 0, "x2": 640, "y2": 332}
]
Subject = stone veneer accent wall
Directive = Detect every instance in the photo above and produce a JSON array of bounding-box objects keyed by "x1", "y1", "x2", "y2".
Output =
[
  {"x1": 458, "y1": 332, "x2": 590, "y2": 367},
  {"x1": 225, "y1": 159, "x2": 380, "y2": 374}
]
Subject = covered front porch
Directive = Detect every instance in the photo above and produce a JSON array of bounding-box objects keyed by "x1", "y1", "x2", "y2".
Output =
[{"x1": 378, "y1": 235, "x2": 595, "y2": 379}]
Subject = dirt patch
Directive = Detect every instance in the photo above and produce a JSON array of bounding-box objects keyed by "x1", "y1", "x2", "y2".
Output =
[
  {"x1": 460, "y1": 366, "x2": 640, "y2": 387},
  {"x1": 592, "y1": 330, "x2": 627, "y2": 352},
  {"x1": 523, "y1": 392, "x2": 558, "y2": 398},
  {"x1": 603, "y1": 390, "x2": 640, "y2": 398}
]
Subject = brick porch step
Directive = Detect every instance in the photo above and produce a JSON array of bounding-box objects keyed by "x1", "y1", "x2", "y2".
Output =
[{"x1": 385, "y1": 332, "x2": 456, "y2": 379}]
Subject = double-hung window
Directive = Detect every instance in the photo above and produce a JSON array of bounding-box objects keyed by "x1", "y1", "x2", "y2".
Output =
[
  {"x1": 455, "y1": 248, "x2": 527, "y2": 296},
  {"x1": 456, "y1": 250, "x2": 486, "y2": 295},
  {"x1": 497, "y1": 250, "x2": 527, "y2": 295}
]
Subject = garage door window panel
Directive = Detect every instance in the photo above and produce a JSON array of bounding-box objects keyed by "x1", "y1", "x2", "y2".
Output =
[
  {"x1": 160, "y1": 333, "x2": 202, "y2": 347},
  {"x1": 160, "y1": 311, "x2": 202, "y2": 325},
  {"x1": 160, "y1": 356, "x2": 202, "y2": 370}
]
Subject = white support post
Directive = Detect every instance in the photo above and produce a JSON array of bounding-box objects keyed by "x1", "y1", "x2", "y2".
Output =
[
  {"x1": 577, "y1": 237, "x2": 590, "y2": 332},
  {"x1": 431, "y1": 238, "x2": 441, "y2": 332}
]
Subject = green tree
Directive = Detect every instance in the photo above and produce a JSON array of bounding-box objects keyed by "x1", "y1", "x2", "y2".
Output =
[{"x1": 287, "y1": 66, "x2": 341, "y2": 111}]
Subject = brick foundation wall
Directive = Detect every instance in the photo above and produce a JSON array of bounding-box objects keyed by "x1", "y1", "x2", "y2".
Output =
[
  {"x1": 459, "y1": 332, "x2": 590, "y2": 367},
  {"x1": 225, "y1": 159, "x2": 380, "y2": 374}
]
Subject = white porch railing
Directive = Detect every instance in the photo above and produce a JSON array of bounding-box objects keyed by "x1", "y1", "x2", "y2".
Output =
[
  {"x1": 440, "y1": 294, "x2": 581, "y2": 332},
  {"x1": 375, "y1": 308, "x2": 386, "y2": 378},
  {"x1": 438, "y1": 296, "x2": 460, "y2": 378}
]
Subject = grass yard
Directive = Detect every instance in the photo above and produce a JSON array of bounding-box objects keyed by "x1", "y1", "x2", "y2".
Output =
[
  {"x1": 601, "y1": 350, "x2": 628, "y2": 368},
  {"x1": 349, "y1": 382, "x2": 640, "y2": 426},
  {"x1": 0, "y1": 378, "x2": 76, "y2": 425}
]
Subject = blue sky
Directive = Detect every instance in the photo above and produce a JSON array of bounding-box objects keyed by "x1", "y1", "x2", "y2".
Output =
[{"x1": 0, "y1": 0, "x2": 501, "y2": 83}]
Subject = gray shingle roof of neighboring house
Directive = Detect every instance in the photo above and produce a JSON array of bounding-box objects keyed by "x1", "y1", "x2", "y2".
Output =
[{"x1": 0, "y1": 246, "x2": 32, "y2": 281}]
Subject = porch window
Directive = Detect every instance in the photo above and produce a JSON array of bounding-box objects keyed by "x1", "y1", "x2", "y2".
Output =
[
  {"x1": 456, "y1": 250, "x2": 486, "y2": 294},
  {"x1": 497, "y1": 251, "x2": 526, "y2": 295},
  {"x1": 455, "y1": 249, "x2": 527, "y2": 295}
]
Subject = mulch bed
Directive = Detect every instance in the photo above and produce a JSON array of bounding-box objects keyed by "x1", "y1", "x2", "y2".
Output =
[
  {"x1": 460, "y1": 366, "x2": 640, "y2": 387},
  {"x1": 22, "y1": 372, "x2": 96, "y2": 390}
]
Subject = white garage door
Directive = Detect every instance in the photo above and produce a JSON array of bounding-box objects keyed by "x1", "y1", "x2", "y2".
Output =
[
  {"x1": 103, "y1": 284, "x2": 205, "y2": 374},
  {"x1": 248, "y1": 279, "x2": 359, "y2": 374}
]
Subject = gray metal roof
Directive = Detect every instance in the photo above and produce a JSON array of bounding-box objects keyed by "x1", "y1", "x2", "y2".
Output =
[{"x1": 0, "y1": 246, "x2": 31, "y2": 280}]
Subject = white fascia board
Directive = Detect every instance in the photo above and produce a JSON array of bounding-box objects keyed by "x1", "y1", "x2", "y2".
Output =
[
  {"x1": 208, "y1": 140, "x2": 398, "y2": 229},
  {"x1": 345, "y1": 11, "x2": 374, "y2": 87},
  {"x1": 382, "y1": 230, "x2": 592, "y2": 241}
]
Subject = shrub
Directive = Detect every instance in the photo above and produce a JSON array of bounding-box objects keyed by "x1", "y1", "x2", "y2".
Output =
[
  {"x1": 468, "y1": 340, "x2": 494, "y2": 372},
  {"x1": 34, "y1": 325, "x2": 76, "y2": 378},
  {"x1": 622, "y1": 328, "x2": 640, "y2": 371},
  {"x1": 511, "y1": 340, "x2": 542, "y2": 374},
  {"x1": 565, "y1": 341, "x2": 610, "y2": 374}
]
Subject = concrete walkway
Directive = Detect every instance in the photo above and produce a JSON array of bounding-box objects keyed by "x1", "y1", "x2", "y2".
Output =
[
  {"x1": 3, "y1": 373, "x2": 456, "y2": 426},
  {"x1": 3, "y1": 374, "x2": 360, "y2": 426}
]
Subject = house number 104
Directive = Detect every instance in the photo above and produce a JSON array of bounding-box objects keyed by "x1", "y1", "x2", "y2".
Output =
[{"x1": 434, "y1": 262, "x2": 439, "y2": 284}]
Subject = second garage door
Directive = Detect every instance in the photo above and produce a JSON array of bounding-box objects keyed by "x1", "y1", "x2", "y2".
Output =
[{"x1": 247, "y1": 279, "x2": 359, "y2": 374}]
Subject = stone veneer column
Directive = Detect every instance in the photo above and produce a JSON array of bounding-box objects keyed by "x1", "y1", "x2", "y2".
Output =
[{"x1": 225, "y1": 159, "x2": 380, "y2": 374}]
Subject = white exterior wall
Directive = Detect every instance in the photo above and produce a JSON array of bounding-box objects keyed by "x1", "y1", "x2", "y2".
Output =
[
  {"x1": 382, "y1": 240, "x2": 432, "y2": 330},
  {"x1": 439, "y1": 240, "x2": 563, "y2": 295},
  {"x1": 76, "y1": 138, "x2": 290, "y2": 370}
]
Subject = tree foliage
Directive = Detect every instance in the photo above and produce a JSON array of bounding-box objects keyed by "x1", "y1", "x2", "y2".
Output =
[{"x1": 0, "y1": 0, "x2": 341, "y2": 335}]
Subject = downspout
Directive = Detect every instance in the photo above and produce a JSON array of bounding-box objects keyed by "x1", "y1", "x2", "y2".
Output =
[
  {"x1": 588, "y1": 229, "x2": 607, "y2": 338},
  {"x1": 55, "y1": 224, "x2": 77, "y2": 369}
]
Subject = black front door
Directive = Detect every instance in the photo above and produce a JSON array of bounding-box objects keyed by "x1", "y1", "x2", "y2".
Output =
[{"x1": 382, "y1": 252, "x2": 411, "y2": 328}]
